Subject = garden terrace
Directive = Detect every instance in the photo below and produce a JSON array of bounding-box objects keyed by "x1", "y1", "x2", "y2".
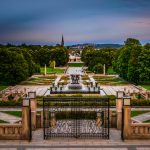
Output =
[
  {"x1": 20, "y1": 75, "x2": 57, "y2": 85},
  {"x1": 93, "y1": 75, "x2": 128, "y2": 85},
  {"x1": 40, "y1": 67, "x2": 64, "y2": 74}
]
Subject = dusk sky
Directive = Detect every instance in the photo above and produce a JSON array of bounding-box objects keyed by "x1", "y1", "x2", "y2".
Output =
[{"x1": 0, "y1": 0, "x2": 150, "y2": 45}]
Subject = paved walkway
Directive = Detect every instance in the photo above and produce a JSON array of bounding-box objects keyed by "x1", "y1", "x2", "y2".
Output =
[
  {"x1": 0, "y1": 112, "x2": 21, "y2": 123},
  {"x1": 9, "y1": 85, "x2": 49, "y2": 96},
  {"x1": 132, "y1": 112, "x2": 150, "y2": 123},
  {"x1": 0, "y1": 129, "x2": 150, "y2": 149},
  {"x1": 101, "y1": 85, "x2": 139, "y2": 95}
]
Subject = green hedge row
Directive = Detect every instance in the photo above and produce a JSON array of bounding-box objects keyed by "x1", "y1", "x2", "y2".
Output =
[
  {"x1": 0, "y1": 97, "x2": 150, "y2": 106},
  {"x1": 0, "y1": 99, "x2": 22, "y2": 106}
]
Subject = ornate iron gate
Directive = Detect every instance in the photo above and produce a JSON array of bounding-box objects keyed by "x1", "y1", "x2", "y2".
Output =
[{"x1": 43, "y1": 97, "x2": 109, "y2": 139}]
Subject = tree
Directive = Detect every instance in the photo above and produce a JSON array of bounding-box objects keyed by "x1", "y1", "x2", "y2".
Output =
[
  {"x1": 124, "y1": 38, "x2": 141, "y2": 46},
  {"x1": 127, "y1": 45, "x2": 142, "y2": 84},
  {"x1": 0, "y1": 48, "x2": 29, "y2": 85},
  {"x1": 92, "y1": 63, "x2": 103, "y2": 74},
  {"x1": 138, "y1": 44, "x2": 150, "y2": 83}
]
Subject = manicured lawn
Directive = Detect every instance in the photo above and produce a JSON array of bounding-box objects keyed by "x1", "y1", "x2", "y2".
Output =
[
  {"x1": 93, "y1": 76, "x2": 128, "y2": 85},
  {"x1": 40, "y1": 67, "x2": 64, "y2": 74},
  {"x1": 20, "y1": 76, "x2": 57, "y2": 85},
  {"x1": 0, "y1": 86, "x2": 8, "y2": 91},
  {"x1": 0, "y1": 119, "x2": 8, "y2": 123},
  {"x1": 68, "y1": 63, "x2": 84, "y2": 67},
  {"x1": 131, "y1": 110, "x2": 150, "y2": 117},
  {"x1": 140, "y1": 85, "x2": 150, "y2": 91},
  {"x1": 1, "y1": 111, "x2": 22, "y2": 117}
]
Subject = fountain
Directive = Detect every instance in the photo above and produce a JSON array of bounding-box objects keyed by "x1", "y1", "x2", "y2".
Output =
[{"x1": 67, "y1": 74, "x2": 83, "y2": 90}]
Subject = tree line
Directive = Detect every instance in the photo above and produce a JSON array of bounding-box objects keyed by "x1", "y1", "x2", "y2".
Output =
[
  {"x1": 113, "y1": 38, "x2": 150, "y2": 84},
  {"x1": 0, "y1": 44, "x2": 69, "y2": 85},
  {"x1": 81, "y1": 46, "x2": 116, "y2": 73},
  {"x1": 81, "y1": 38, "x2": 150, "y2": 84}
]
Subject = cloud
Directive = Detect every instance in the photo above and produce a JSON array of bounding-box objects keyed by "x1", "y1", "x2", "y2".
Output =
[{"x1": 0, "y1": 0, "x2": 150, "y2": 44}]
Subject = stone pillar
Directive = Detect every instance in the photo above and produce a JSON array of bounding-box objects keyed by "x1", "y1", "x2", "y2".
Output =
[
  {"x1": 122, "y1": 106, "x2": 131, "y2": 139},
  {"x1": 43, "y1": 110, "x2": 49, "y2": 128},
  {"x1": 22, "y1": 106, "x2": 31, "y2": 140},
  {"x1": 30, "y1": 99, "x2": 37, "y2": 130},
  {"x1": 41, "y1": 111, "x2": 43, "y2": 128},
  {"x1": 103, "y1": 64, "x2": 106, "y2": 75},
  {"x1": 116, "y1": 98, "x2": 123, "y2": 130},
  {"x1": 28, "y1": 92, "x2": 37, "y2": 130},
  {"x1": 44, "y1": 64, "x2": 47, "y2": 75}
]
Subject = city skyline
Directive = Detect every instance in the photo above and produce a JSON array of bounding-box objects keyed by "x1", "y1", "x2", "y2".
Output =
[{"x1": 0, "y1": 0, "x2": 150, "y2": 45}]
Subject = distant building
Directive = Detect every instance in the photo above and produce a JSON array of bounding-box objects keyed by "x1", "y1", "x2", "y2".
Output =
[{"x1": 61, "y1": 34, "x2": 64, "y2": 47}]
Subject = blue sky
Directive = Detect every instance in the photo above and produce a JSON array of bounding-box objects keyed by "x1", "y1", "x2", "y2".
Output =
[{"x1": 0, "y1": 0, "x2": 150, "y2": 45}]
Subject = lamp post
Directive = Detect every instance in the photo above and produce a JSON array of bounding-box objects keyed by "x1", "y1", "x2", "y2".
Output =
[
  {"x1": 28, "y1": 92, "x2": 36, "y2": 99},
  {"x1": 23, "y1": 97, "x2": 30, "y2": 107},
  {"x1": 123, "y1": 97, "x2": 131, "y2": 106},
  {"x1": 116, "y1": 91, "x2": 124, "y2": 99}
]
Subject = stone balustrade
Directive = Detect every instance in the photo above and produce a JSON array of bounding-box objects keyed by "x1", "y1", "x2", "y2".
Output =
[
  {"x1": 0, "y1": 124, "x2": 22, "y2": 140},
  {"x1": 130, "y1": 123, "x2": 150, "y2": 139}
]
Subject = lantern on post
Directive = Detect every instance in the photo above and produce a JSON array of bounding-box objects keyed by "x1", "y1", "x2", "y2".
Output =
[
  {"x1": 23, "y1": 97, "x2": 30, "y2": 107},
  {"x1": 28, "y1": 92, "x2": 36, "y2": 99},
  {"x1": 123, "y1": 97, "x2": 131, "y2": 106},
  {"x1": 116, "y1": 91, "x2": 124, "y2": 99}
]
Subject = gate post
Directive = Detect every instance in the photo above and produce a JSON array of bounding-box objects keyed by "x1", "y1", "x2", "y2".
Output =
[
  {"x1": 116, "y1": 91, "x2": 124, "y2": 130},
  {"x1": 28, "y1": 92, "x2": 37, "y2": 130},
  {"x1": 22, "y1": 97, "x2": 31, "y2": 141},
  {"x1": 122, "y1": 97, "x2": 131, "y2": 140}
]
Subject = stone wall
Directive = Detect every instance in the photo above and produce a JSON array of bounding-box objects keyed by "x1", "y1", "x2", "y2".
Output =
[
  {"x1": 122, "y1": 106, "x2": 150, "y2": 140},
  {"x1": 129, "y1": 123, "x2": 150, "y2": 139},
  {"x1": 0, "y1": 124, "x2": 22, "y2": 140},
  {"x1": 0, "y1": 107, "x2": 31, "y2": 140}
]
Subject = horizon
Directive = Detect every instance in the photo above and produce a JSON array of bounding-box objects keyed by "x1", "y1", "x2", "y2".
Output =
[
  {"x1": 0, "y1": 41, "x2": 149, "y2": 46},
  {"x1": 0, "y1": 0, "x2": 150, "y2": 45}
]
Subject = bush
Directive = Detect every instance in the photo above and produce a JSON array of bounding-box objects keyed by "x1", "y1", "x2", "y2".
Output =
[
  {"x1": 0, "y1": 99, "x2": 22, "y2": 106},
  {"x1": 131, "y1": 99, "x2": 150, "y2": 106},
  {"x1": 92, "y1": 63, "x2": 103, "y2": 74}
]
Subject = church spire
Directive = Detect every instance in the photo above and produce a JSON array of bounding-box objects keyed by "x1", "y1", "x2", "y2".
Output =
[{"x1": 61, "y1": 34, "x2": 64, "y2": 47}]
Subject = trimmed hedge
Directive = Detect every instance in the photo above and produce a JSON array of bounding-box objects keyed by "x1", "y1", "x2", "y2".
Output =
[
  {"x1": 0, "y1": 99, "x2": 22, "y2": 106},
  {"x1": 0, "y1": 96, "x2": 150, "y2": 106}
]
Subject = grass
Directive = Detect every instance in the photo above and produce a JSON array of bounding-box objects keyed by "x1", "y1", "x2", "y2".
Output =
[
  {"x1": 68, "y1": 62, "x2": 84, "y2": 67},
  {"x1": 20, "y1": 76, "x2": 57, "y2": 85},
  {"x1": 0, "y1": 85, "x2": 8, "y2": 91},
  {"x1": 1, "y1": 111, "x2": 22, "y2": 118},
  {"x1": 0, "y1": 119, "x2": 8, "y2": 123},
  {"x1": 93, "y1": 76, "x2": 128, "y2": 85},
  {"x1": 140, "y1": 85, "x2": 150, "y2": 91},
  {"x1": 40, "y1": 67, "x2": 64, "y2": 74},
  {"x1": 131, "y1": 110, "x2": 150, "y2": 117}
]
